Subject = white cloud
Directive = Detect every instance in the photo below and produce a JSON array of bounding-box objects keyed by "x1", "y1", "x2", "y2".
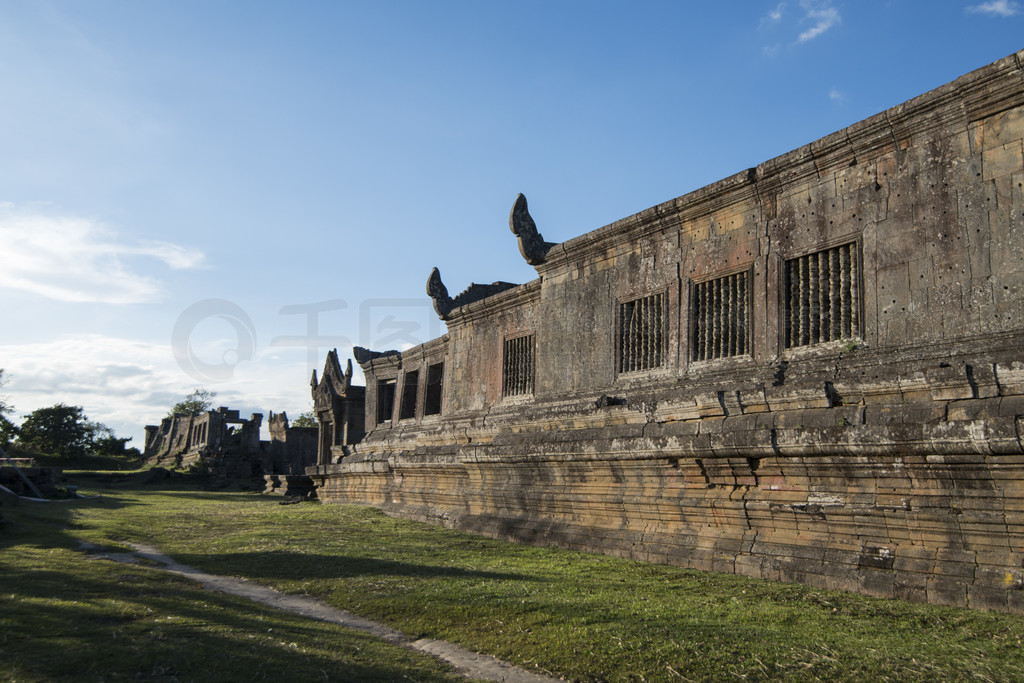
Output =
[
  {"x1": 829, "y1": 87, "x2": 846, "y2": 103},
  {"x1": 798, "y1": 1, "x2": 841, "y2": 42},
  {"x1": 0, "y1": 204, "x2": 204, "y2": 304},
  {"x1": 761, "y1": 0, "x2": 840, "y2": 53},
  {"x1": 0, "y1": 334, "x2": 316, "y2": 447},
  {"x1": 0, "y1": 335, "x2": 186, "y2": 444},
  {"x1": 966, "y1": 1, "x2": 1020, "y2": 16},
  {"x1": 761, "y1": 2, "x2": 786, "y2": 27}
]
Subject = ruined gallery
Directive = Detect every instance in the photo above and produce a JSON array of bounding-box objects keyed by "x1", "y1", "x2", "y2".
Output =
[{"x1": 308, "y1": 50, "x2": 1024, "y2": 612}]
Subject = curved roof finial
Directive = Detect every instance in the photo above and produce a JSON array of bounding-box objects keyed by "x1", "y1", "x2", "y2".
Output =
[
  {"x1": 426, "y1": 266, "x2": 454, "y2": 319},
  {"x1": 509, "y1": 193, "x2": 553, "y2": 266}
]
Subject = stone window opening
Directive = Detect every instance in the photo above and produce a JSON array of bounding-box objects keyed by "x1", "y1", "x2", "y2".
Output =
[
  {"x1": 691, "y1": 271, "x2": 750, "y2": 362},
  {"x1": 399, "y1": 370, "x2": 419, "y2": 421},
  {"x1": 619, "y1": 292, "x2": 665, "y2": 373},
  {"x1": 784, "y1": 242, "x2": 860, "y2": 348},
  {"x1": 424, "y1": 362, "x2": 444, "y2": 415},
  {"x1": 376, "y1": 378, "x2": 396, "y2": 425},
  {"x1": 503, "y1": 335, "x2": 535, "y2": 397}
]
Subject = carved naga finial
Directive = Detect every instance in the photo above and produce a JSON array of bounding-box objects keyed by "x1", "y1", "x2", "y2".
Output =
[
  {"x1": 427, "y1": 267, "x2": 454, "y2": 319},
  {"x1": 509, "y1": 193, "x2": 553, "y2": 266}
]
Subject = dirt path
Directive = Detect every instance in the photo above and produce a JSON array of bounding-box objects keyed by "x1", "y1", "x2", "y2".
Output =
[{"x1": 87, "y1": 542, "x2": 558, "y2": 683}]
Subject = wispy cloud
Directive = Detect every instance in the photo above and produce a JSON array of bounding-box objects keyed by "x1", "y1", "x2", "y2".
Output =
[
  {"x1": 965, "y1": 1, "x2": 1020, "y2": 16},
  {"x1": 0, "y1": 334, "x2": 316, "y2": 445},
  {"x1": 798, "y1": 1, "x2": 841, "y2": 42},
  {"x1": 760, "y1": 2, "x2": 787, "y2": 28},
  {"x1": 829, "y1": 87, "x2": 847, "y2": 104},
  {"x1": 0, "y1": 204, "x2": 204, "y2": 304},
  {"x1": 0, "y1": 335, "x2": 194, "y2": 442},
  {"x1": 760, "y1": 1, "x2": 840, "y2": 54}
]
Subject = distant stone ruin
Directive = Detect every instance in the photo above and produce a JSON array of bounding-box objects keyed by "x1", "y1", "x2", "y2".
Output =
[
  {"x1": 263, "y1": 410, "x2": 318, "y2": 496},
  {"x1": 144, "y1": 406, "x2": 316, "y2": 494},
  {"x1": 306, "y1": 50, "x2": 1024, "y2": 613}
]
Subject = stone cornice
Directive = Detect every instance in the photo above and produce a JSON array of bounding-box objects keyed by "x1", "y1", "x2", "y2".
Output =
[
  {"x1": 445, "y1": 278, "x2": 542, "y2": 327},
  {"x1": 353, "y1": 346, "x2": 402, "y2": 376},
  {"x1": 396, "y1": 335, "x2": 449, "y2": 365},
  {"x1": 538, "y1": 49, "x2": 1024, "y2": 277}
]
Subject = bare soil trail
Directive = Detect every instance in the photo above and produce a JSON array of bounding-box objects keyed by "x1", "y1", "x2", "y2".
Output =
[{"x1": 84, "y1": 542, "x2": 559, "y2": 683}]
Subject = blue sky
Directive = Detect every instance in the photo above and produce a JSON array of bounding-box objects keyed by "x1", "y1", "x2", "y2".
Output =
[{"x1": 0, "y1": 0, "x2": 1021, "y2": 447}]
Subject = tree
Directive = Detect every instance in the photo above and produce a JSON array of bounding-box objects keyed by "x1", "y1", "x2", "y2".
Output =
[
  {"x1": 16, "y1": 404, "x2": 138, "y2": 461},
  {"x1": 291, "y1": 409, "x2": 318, "y2": 428},
  {"x1": 18, "y1": 404, "x2": 96, "y2": 458},
  {"x1": 167, "y1": 388, "x2": 217, "y2": 418},
  {"x1": 89, "y1": 423, "x2": 140, "y2": 458},
  {"x1": 0, "y1": 369, "x2": 17, "y2": 448}
]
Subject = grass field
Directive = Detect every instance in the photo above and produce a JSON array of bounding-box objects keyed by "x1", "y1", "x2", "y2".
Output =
[{"x1": 3, "y1": 472, "x2": 1023, "y2": 681}]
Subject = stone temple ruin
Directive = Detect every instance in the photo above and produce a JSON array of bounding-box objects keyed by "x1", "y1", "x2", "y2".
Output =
[
  {"x1": 303, "y1": 51, "x2": 1024, "y2": 613},
  {"x1": 144, "y1": 407, "x2": 316, "y2": 494}
]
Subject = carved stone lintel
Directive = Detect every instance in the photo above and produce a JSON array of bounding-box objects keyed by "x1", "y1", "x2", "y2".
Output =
[
  {"x1": 509, "y1": 193, "x2": 553, "y2": 266},
  {"x1": 427, "y1": 267, "x2": 454, "y2": 319}
]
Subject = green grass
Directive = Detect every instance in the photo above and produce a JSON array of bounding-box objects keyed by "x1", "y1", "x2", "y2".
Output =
[
  {"x1": 0, "y1": 488, "x2": 474, "y2": 682},
  {"x1": 4, "y1": 474, "x2": 1024, "y2": 681}
]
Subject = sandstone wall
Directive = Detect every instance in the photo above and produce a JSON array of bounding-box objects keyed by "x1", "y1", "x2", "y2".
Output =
[{"x1": 313, "y1": 51, "x2": 1024, "y2": 612}]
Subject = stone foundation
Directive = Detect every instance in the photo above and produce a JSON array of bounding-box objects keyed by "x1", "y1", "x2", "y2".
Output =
[
  {"x1": 313, "y1": 334, "x2": 1024, "y2": 612},
  {"x1": 263, "y1": 474, "x2": 317, "y2": 498},
  {"x1": 0, "y1": 465, "x2": 63, "y2": 497}
]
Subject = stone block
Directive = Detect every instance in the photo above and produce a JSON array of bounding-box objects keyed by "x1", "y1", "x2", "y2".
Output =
[
  {"x1": 982, "y1": 106, "x2": 1024, "y2": 151},
  {"x1": 983, "y1": 142, "x2": 1024, "y2": 181},
  {"x1": 947, "y1": 398, "x2": 1001, "y2": 421}
]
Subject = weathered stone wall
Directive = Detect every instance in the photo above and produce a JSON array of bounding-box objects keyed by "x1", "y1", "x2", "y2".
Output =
[
  {"x1": 0, "y1": 464, "x2": 62, "y2": 496},
  {"x1": 446, "y1": 283, "x2": 541, "y2": 413},
  {"x1": 144, "y1": 407, "x2": 265, "y2": 479},
  {"x1": 319, "y1": 335, "x2": 1024, "y2": 611},
  {"x1": 266, "y1": 411, "x2": 317, "y2": 475},
  {"x1": 312, "y1": 51, "x2": 1024, "y2": 612}
]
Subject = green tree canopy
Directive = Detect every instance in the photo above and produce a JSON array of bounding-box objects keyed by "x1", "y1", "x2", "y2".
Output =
[
  {"x1": 291, "y1": 409, "x2": 317, "y2": 428},
  {"x1": 167, "y1": 388, "x2": 217, "y2": 418},
  {"x1": 89, "y1": 423, "x2": 140, "y2": 458},
  {"x1": 15, "y1": 403, "x2": 138, "y2": 460},
  {"x1": 18, "y1": 404, "x2": 96, "y2": 458}
]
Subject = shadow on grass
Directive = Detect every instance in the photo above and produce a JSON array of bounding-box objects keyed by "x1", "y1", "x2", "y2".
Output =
[
  {"x1": 0, "y1": 558, "x2": 463, "y2": 681},
  {"x1": 0, "y1": 488, "x2": 129, "y2": 548},
  {"x1": 172, "y1": 549, "x2": 537, "y2": 583},
  {"x1": 63, "y1": 471, "x2": 271, "y2": 507}
]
